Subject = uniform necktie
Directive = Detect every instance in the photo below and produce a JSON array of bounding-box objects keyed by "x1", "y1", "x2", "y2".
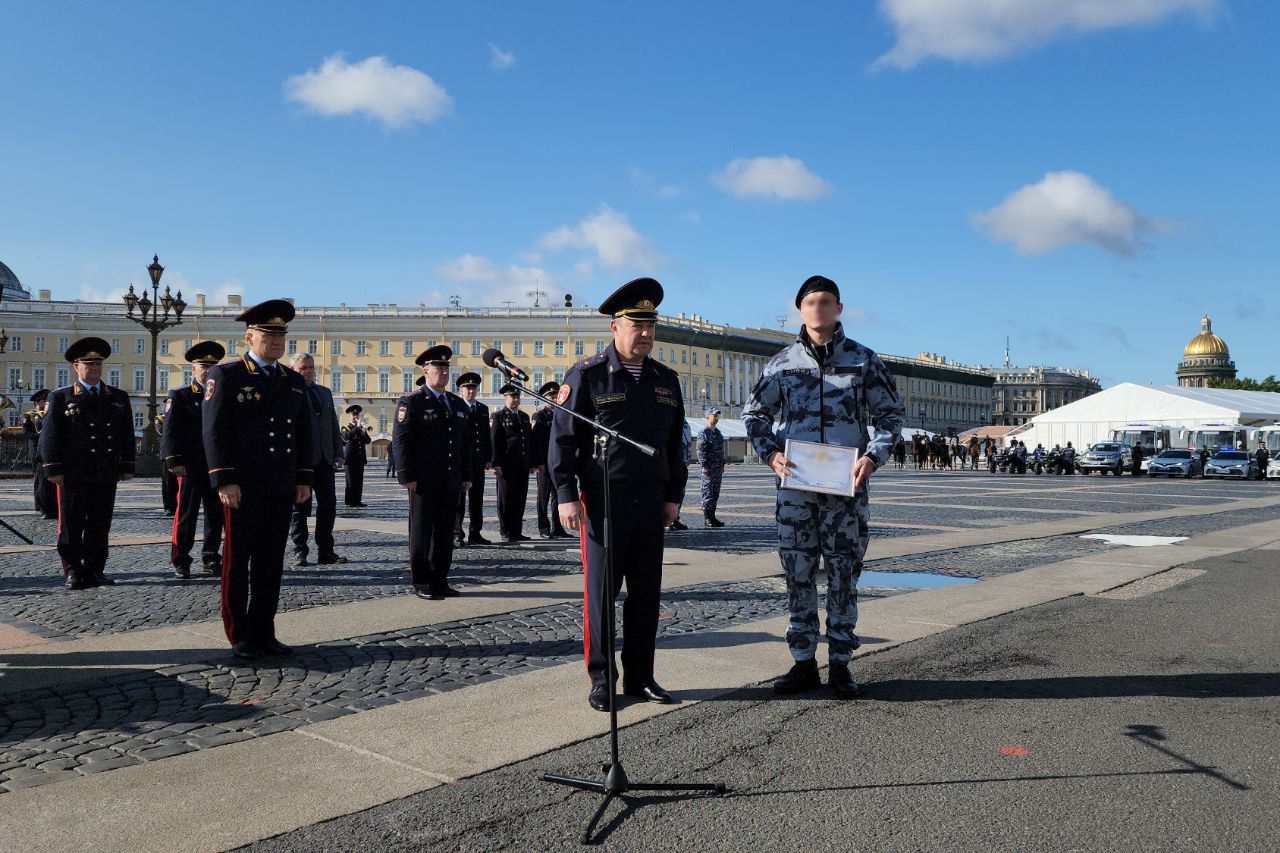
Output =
[{"x1": 89, "y1": 386, "x2": 99, "y2": 399}]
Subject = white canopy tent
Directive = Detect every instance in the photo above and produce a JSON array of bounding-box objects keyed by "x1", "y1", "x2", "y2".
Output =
[{"x1": 1014, "y1": 383, "x2": 1280, "y2": 450}]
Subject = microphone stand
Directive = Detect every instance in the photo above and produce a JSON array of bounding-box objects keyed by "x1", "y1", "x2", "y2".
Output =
[{"x1": 494, "y1": 373, "x2": 727, "y2": 845}]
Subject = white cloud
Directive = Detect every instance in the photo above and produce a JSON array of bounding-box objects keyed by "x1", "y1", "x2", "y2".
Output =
[
  {"x1": 712, "y1": 156, "x2": 832, "y2": 201},
  {"x1": 76, "y1": 283, "x2": 122, "y2": 304},
  {"x1": 284, "y1": 53, "x2": 452, "y2": 129},
  {"x1": 873, "y1": 0, "x2": 1216, "y2": 71},
  {"x1": 630, "y1": 167, "x2": 682, "y2": 198},
  {"x1": 436, "y1": 254, "x2": 560, "y2": 307},
  {"x1": 540, "y1": 205, "x2": 662, "y2": 269},
  {"x1": 488, "y1": 43, "x2": 517, "y2": 71},
  {"x1": 972, "y1": 170, "x2": 1160, "y2": 257}
]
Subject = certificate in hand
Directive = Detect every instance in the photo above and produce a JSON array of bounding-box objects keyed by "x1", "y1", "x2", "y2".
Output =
[{"x1": 780, "y1": 439, "x2": 859, "y2": 497}]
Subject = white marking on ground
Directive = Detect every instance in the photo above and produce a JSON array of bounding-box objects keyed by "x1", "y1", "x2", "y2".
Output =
[{"x1": 1079, "y1": 534, "x2": 1188, "y2": 547}]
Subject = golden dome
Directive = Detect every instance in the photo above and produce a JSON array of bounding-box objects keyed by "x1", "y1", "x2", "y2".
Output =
[{"x1": 1183, "y1": 314, "x2": 1229, "y2": 357}]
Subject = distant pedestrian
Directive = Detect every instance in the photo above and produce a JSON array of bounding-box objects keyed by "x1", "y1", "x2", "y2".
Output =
[
  {"x1": 697, "y1": 407, "x2": 726, "y2": 527},
  {"x1": 287, "y1": 353, "x2": 346, "y2": 567},
  {"x1": 341, "y1": 405, "x2": 371, "y2": 507},
  {"x1": 669, "y1": 419, "x2": 693, "y2": 531}
]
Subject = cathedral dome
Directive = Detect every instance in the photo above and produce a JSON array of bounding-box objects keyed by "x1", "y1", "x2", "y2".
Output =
[
  {"x1": 0, "y1": 260, "x2": 31, "y2": 302},
  {"x1": 1183, "y1": 315, "x2": 1229, "y2": 357}
]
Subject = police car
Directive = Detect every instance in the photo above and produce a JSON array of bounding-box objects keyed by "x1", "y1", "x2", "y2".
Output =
[{"x1": 1203, "y1": 450, "x2": 1261, "y2": 480}]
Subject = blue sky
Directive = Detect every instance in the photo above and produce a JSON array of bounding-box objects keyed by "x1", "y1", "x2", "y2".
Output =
[{"x1": 2, "y1": 1, "x2": 1276, "y2": 385}]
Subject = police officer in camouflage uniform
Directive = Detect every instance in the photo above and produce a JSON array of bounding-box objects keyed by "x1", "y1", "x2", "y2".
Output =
[
  {"x1": 696, "y1": 407, "x2": 727, "y2": 528},
  {"x1": 742, "y1": 275, "x2": 904, "y2": 699}
]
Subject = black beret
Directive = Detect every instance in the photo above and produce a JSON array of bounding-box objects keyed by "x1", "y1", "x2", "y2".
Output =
[
  {"x1": 65, "y1": 336, "x2": 111, "y2": 363},
  {"x1": 184, "y1": 340, "x2": 226, "y2": 364},
  {"x1": 415, "y1": 344, "x2": 453, "y2": 366},
  {"x1": 235, "y1": 299, "x2": 295, "y2": 332},
  {"x1": 500, "y1": 383, "x2": 522, "y2": 396},
  {"x1": 598, "y1": 277, "x2": 663, "y2": 320},
  {"x1": 794, "y1": 275, "x2": 840, "y2": 309},
  {"x1": 345, "y1": 405, "x2": 362, "y2": 415},
  {"x1": 455, "y1": 372, "x2": 482, "y2": 388},
  {"x1": 538, "y1": 381, "x2": 561, "y2": 396}
]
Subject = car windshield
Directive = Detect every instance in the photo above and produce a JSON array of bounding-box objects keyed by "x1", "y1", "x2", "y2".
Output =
[
  {"x1": 1213, "y1": 452, "x2": 1249, "y2": 461},
  {"x1": 1092, "y1": 443, "x2": 1122, "y2": 452},
  {"x1": 1157, "y1": 451, "x2": 1192, "y2": 459}
]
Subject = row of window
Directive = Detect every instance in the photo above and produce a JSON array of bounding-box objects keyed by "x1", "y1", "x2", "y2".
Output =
[{"x1": 910, "y1": 378, "x2": 990, "y2": 400}]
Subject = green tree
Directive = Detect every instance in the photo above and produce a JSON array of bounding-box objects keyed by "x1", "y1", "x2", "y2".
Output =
[{"x1": 1208, "y1": 375, "x2": 1280, "y2": 392}]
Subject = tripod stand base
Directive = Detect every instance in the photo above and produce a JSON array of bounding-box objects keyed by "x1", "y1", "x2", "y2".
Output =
[{"x1": 544, "y1": 763, "x2": 727, "y2": 844}]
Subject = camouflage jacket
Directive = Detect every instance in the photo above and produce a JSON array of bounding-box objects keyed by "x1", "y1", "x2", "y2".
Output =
[
  {"x1": 697, "y1": 426, "x2": 725, "y2": 467},
  {"x1": 741, "y1": 323, "x2": 904, "y2": 469}
]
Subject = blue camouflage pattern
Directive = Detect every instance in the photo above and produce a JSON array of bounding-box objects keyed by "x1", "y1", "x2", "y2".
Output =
[
  {"x1": 741, "y1": 322, "x2": 905, "y2": 663},
  {"x1": 697, "y1": 425, "x2": 725, "y2": 513}
]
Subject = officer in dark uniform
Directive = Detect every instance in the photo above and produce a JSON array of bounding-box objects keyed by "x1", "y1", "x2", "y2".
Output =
[
  {"x1": 160, "y1": 430, "x2": 178, "y2": 516},
  {"x1": 161, "y1": 341, "x2": 226, "y2": 579},
  {"x1": 1131, "y1": 440, "x2": 1145, "y2": 477},
  {"x1": 204, "y1": 300, "x2": 314, "y2": 660},
  {"x1": 531, "y1": 381, "x2": 569, "y2": 539},
  {"x1": 549, "y1": 278, "x2": 687, "y2": 711},
  {"x1": 341, "y1": 405, "x2": 371, "y2": 507},
  {"x1": 40, "y1": 337, "x2": 136, "y2": 589},
  {"x1": 23, "y1": 388, "x2": 57, "y2": 519},
  {"x1": 491, "y1": 383, "x2": 533, "y2": 542},
  {"x1": 452, "y1": 372, "x2": 492, "y2": 546},
  {"x1": 697, "y1": 407, "x2": 727, "y2": 527},
  {"x1": 391, "y1": 345, "x2": 472, "y2": 600}
]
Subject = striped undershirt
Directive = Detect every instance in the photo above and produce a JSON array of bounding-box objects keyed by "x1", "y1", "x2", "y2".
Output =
[{"x1": 620, "y1": 360, "x2": 644, "y2": 381}]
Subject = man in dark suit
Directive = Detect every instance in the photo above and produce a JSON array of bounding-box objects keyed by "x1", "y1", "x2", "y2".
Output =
[
  {"x1": 452, "y1": 372, "x2": 492, "y2": 546},
  {"x1": 160, "y1": 341, "x2": 225, "y2": 579},
  {"x1": 341, "y1": 405, "x2": 371, "y2": 507},
  {"x1": 392, "y1": 345, "x2": 472, "y2": 600},
  {"x1": 491, "y1": 384, "x2": 532, "y2": 543},
  {"x1": 40, "y1": 337, "x2": 136, "y2": 590},
  {"x1": 549, "y1": 278, "x2": 687, "y2": 711},
  {"x1": 204, "y1": 300, "x2": 314, "y2": 660},
  {"x1": 287, "y1": 352, "x2": 346, "y2": 567},
  {"x1": 531, "y1": 381, "x2": 569, "y2": 539},
  {"x1": 23, "y1": 388, "x2": 57, "y2": 519}
]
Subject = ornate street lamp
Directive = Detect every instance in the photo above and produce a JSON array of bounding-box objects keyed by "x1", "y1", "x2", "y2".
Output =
[{"x1": 123, "y1": 254, "x2": 185, "y2": 454}]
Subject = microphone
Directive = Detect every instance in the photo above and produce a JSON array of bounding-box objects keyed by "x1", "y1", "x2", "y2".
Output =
[{"x1": 482, "y1": 348, "x2": 529, "y2": 382}]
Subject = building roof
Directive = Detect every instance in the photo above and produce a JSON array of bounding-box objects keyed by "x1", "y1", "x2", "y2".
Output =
[{"x1": 1029, "y1": 382, "x2": 1280, "y2": 425}]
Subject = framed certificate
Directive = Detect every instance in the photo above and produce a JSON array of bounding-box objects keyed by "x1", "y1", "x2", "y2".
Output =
[{"x1": 780, "y1": 439, "x2": 859, "y2": 497}]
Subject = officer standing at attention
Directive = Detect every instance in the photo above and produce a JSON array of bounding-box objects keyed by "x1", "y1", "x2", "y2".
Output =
[
  {"x1": 549, "y1": 277, "x2": 687, "y2": 712},
  {"x1": 23, "y1": 388, "x2": 57, "y2": 519},
  {"x1": 491, "y1": 383, "x2": 533, "y2": 543},
  {"x1": 40, "y1": 337, "x2": 136, "y2": 589},
  {"x1": 341, "y1": 405, "x2": 371, "y2": 507},
  {"x1": 160, "y1": 341, "x2": 226, "y2": 579},
  {"x1": 392, "y1": 345, "x2": 472, "y2": 600},
  {"x1": 1131, "y1": 440, "x2": 1146, "y2": 477},
  {"x1": 742, "y1": 275, "x2": 905, "y2": 699},
  {"x1": 531, "y1": 381, "x2": 570, "y2": 539},
  {"x1": 696, "y1": 407, "x2": 727, "y2": 528},
  {"x1": 204, "y1": 301, "x2": 314, "y2": 660},
  {"x1": 452, "y1": 372, "x2": 492, "y2": 546},
  {"x1": 287, "y1": 353, "x2": 346, "y2": 567}
]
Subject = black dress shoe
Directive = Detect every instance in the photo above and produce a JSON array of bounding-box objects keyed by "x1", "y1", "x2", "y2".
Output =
[
  {"x1": 93, "y1": 573, "x2": 115, "y2": 586},
  {"x1": 704, "y1": 516, "x2": 726, "y2": 528},
  {"x1": 829, "y1": 662, "x2": 860, "y2": 699},
  {"x1": 588, "y1": 683, "x2": 612, "y2": 712},
  {"x1": 467, "y1": 533, "x2": 491, "y2": 545},
  {"x1": 316, "y1": 554, "x2": 348, "y2": 565},
  {"x1": 202, "y1": 557, "x2": 222, "y2": 575},
  {"x1": 668, "y1": 520, "x2": 688, "y2": 532},
  {"x1": 415, "y1": 585, "x2": 444, "y2": 601},
  {"x1": 454, "y1": 535, "x2": 466, "y2": 547},
  {"x1": 623, "y1": 680, "x2": 674, "y2": 704},
  {"x1": 515, "y1": 534, "x2": 532, "y2": 541},
  {"x1": 232, "y1": 641, "x2": 264, "y2": 661},
  {"x1": 292, "y1": 554, "x2": 309, "y2": 567},
  {"x1": 538, "y1": 529, "x2": 552, "y2": 539},
  {"x1": 773, "y1": 659, "x2": 820, "y2": 695},
  {"x1": 440, "y1": 585, "x2": 462, "y2": 597},
  {"x1": 64, "y1": 573, "x2": 93, "y2": 591},
  {"x1": 551, "y1": 529, "x2": 571, "y2": 539},
  {"x1": 263, "y1": 638, "x2": 293, "y2": 656},
  {"x1": 173, "y1": 565, "x2": 191, "y2": 579}
]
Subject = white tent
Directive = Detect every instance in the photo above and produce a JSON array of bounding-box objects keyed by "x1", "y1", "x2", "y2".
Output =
[{"x1": 1014, "y1": 383, "x2": 1280, "y2": 450}]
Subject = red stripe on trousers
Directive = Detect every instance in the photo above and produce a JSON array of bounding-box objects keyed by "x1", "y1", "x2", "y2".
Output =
[
  {"x1": 170, "y1": 476, "x2": 184, "y2": 567},
  {"x1": 220, "y1": 502, "x2": 235, "y2": 643},
  {"x1": 578, "y1": 490, "x2": 590, "y2": 675},
  {"x1": 56, "y1": 483, "x2": 69, "y2": 576}
]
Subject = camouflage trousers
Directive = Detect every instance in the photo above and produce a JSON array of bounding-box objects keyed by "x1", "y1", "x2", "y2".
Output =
[
  {"x1": 700, "y1": 464, "x2": 724, "y2": 514},
  {"x1": 776, "y1": 485, "x2": 870, "y2": 663}
]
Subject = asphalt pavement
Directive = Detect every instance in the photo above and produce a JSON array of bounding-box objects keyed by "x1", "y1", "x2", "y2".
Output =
[{"x1": 247, "y1": 546, "x2": 1280, "y2": 852}]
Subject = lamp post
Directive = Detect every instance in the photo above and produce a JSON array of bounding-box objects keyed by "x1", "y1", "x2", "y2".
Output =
[
  {"x1": 918, "y1": 405, "x2": 927, "y2": 434},
  {"x1": 122, "y1": 255, "x2": 185, "y2": 454},
  {"x1": 0, "y1": 329, "x2": 9, "y2": 355}
]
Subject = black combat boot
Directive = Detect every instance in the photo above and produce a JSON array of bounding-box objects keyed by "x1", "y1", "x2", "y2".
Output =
[
  {"x1": 773, "y1": 659, "x2": 820, "y2": 695},
  {"x1": 829, "y1": 662, "x2": 860, "y2": 699},
  {"x1": 704, "y1": 511, "x2": 725, "y2": 528}
]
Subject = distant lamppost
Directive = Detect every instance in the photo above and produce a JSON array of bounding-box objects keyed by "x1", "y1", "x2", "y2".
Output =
[
  {"x1": 0, "y1": 329, "x2": 9, "y2": 355},
  {"x1": 122, "y1": 255, "x2": 185, "y2": 454},
  {"x1": 918, "y1": 405, "x2": 927, "y2": 434}
]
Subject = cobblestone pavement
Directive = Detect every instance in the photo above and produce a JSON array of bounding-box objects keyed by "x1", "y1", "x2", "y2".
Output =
[{"x1": 0, "y1": 575, "x2": 908, "y2": 793}]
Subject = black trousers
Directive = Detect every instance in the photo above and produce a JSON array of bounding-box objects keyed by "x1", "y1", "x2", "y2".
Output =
[
  {"x1": 56, "y1": 480, "x2": 118, "y2": 578},
  {"x1": 535, "y1": 469, "x2": 567, "y2": 535},
  {"x1": 33, "y1": 460, "x2": 56, "y2": 517},
  {"x1": 170, "y1": 472, "x2": 223, "y2": 568},
  {"x1": 580, "y1": 480, "x2": 665, "y2": 687},
  {"x1": 289, "y1": 463, "x2": 337, "y2": 559},
  {"x1": 409, "y1": 485, "x2": 460, "y2": 589},
  {"x1": 162, "y1": 468, "x2": 178, "y2": 514},
  {"x1": 455, "y1": 466, "x2": 486, "y2": 535},
  {"x1": 344, "y1": 463, "x2": 365, "y2": 506},
  {"x1": 495, "y1": 468, "x2": 529, "y2": 538},
  {"x1": 220, "y1": 493, "x2": 292, "y2": 646}
]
